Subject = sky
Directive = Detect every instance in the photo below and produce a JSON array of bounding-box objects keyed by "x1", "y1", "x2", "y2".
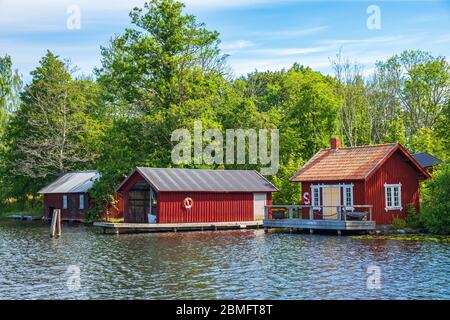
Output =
[{"x1": 1, "y1": 0, "x2": 450, "y2": 82}]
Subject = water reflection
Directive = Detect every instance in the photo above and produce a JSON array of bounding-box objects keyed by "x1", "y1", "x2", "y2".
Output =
[{"x1": 0, "y1": 220, "x2": 448, "y2": 299}]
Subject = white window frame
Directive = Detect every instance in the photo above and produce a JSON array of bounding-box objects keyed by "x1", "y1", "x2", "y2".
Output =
[
  {"x1": 62, "y1": 195, "x2": 68, "y2": 209},
  {"x1": 343, "y1": 184, "x2": 354, "y2": 211},
  {"x1": 79, "y1": 194, "x2": 85, "y2": 210},
  {"x1": 384, "y1": 183, "x2": 402, "y2": 211},
  {"x1": 311, "y1": 185, "x2": 321, "y2": 209}
]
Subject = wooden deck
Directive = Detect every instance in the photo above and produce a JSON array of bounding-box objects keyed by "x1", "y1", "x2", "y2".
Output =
[
  {"x1": 264, "y1": 218, "x2": 375, "y2": 231},
  {"x1": 93, "y1": 220, "x2": 263, "y2": 234},
  {"x1": 263, "y1": 205, "x2": 376, "y2": 234},
  {"x1": 8, "y1": 214, "x2": 42, "y2": 221}
]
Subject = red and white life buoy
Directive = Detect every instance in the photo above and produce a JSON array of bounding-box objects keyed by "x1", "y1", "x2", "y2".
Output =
[
  {"x1": 303, "y1": 192, "x2": 311, "y2": 205},
  {"x1": 183, "y1": 197, "x2": 193, "y2": 209}
]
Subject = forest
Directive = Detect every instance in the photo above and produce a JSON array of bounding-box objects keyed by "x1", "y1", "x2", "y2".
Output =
[{"x1": 0, "y1": 0, "x2": 448, "y2": 233}]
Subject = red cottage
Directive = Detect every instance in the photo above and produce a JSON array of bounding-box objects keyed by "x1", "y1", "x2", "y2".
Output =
[
  {"x1": 117, "y1": 167, "x2": 277, "y2": 224},
  {"x1": 38, "y1": 171, "x2": 123, "y2": 221},
  {"x1": 290, "y1": 138, "x2": 430, "y2": 225}
]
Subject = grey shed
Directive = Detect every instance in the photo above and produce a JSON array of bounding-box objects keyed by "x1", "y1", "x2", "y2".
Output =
[
  {"x1": 38, "y1": 171, "x2": 99, "y2": 194},
  {"x1": 117, "y1": 167, "x2": 278, "y2": 193},
  {"x1": 411, "y1": 152, "x2": 442, "y2": 169}
]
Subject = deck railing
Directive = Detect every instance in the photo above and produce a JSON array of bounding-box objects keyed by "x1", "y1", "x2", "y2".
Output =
[{"x1": 264, "y1": 205, "x2": 373, "y2": 222}]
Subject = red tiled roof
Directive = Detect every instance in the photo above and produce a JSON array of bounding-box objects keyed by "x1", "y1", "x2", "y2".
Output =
[{"x1": 290, "y1": 143, "x2": 399, "y2": 182}]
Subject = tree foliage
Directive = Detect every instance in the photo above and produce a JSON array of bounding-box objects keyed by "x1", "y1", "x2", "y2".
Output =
[
  {"x1": 420, "y1": 162, "x2": 450, "y2": 234},
  {"x1": 0, "y1": 0, "x2": 448, "y2": 224},
  {"x1": 2, "y1": 51, "x2": 104, "y2": 199}
]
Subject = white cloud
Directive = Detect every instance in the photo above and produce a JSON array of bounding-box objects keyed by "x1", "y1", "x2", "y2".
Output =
[
  {"x1": 247, "y1": 45, "x2": 333, "y2": 56},
  {"x1": 251, "y1": 25, "x2": 329, "y2": 39},
  {"x1": 321, "y1": 36, "x2": 403, "y2": 46},
  {"x1": 220, "y1": 40, "x2": 255, "y2": 51},
  {"x1": 435, "y1": 33, "x2": 450, "y2": 44}
]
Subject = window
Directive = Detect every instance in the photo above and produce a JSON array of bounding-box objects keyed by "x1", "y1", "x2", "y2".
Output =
[
  {"x1": 62, "y1": 195, "x2": 68, "y2": 209},
  {"x1": 79, "y1": 194, "x2": 85, "y2": 210},
  {"x1": 343, "y1": 185, "x2": 353, "y2": 209},
  {"x1": 311, "y1": 186, "x2": 321, "y2": 208},
  {"x1": 385, "y1": 183, "x2": 402, "y2": 211}
]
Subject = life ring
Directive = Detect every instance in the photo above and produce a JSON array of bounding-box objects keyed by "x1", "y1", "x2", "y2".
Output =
[
  {"x1": 183, "y1": 197, "x2": 193, "y2": 209},
  {"x1": 303, "y1": 192, "x2": 311, "y2": 205}
]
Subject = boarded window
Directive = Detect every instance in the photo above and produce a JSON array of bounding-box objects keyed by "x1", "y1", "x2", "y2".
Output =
[
  {"x1": 63, "y1": 195, "x2": 68, "y2": 209},
  {"x1": 79, "y1": 194, "x2": 84, "y2": 209}
]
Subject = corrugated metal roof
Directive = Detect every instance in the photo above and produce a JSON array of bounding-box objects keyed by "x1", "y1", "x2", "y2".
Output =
[
  {"x1": 119, "y1": 167, "x2": 278, "y2": 192},
  {"x1": 290, "y1": 144, "x2": 398, "y2": 182},
  {"x1": 412, "y1": 152, "x2": 442, "y2": 169},
  {"x1": 38, "y1": 171, "x2": 99, "y2": 194}
]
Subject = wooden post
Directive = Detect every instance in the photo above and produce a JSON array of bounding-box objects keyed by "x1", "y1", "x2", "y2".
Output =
[
  {"x1": 288, "y1": 206, "x2": 293, "y2": 220},
  {"x1": 56, "y1": 210, "x2": 61, "y2": 237},
  {"x1": 50, "y1": 209, "x2": 61, "y2": 238},
  {"x1": 337, "y1": 230, "x2": 341, "y2": 236},
  {"x1": 264, "y1": 206, "x2": 268, "y2": 221},
  {"x1": 309, "y1": 207, "x2": 313, "y2": 220}
]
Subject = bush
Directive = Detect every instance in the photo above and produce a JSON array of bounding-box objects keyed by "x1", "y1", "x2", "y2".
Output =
[
  {"x1": 420, "y1": 161, "x2": 450, "y2": 234},
  {"x1": 405, "y1": 203, "x2": 424, "y2": 229},
  {"x1": 391, "y1": 215, "x2": 407, "y2": 229}
]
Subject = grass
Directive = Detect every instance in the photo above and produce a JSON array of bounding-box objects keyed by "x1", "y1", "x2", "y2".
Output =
[
  {"x1": 0, "y1": 206, "x2": 42, "y2": 218},
  {"x1": 352, "y1": 234, "x2": 450, "y2": 243},
  {"x1": 390, "y1": 215, "x2": 407, "y2": 229}
]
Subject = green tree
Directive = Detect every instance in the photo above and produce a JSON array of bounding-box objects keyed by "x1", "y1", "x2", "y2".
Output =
[
  {"x1": 3, "y1": 51, "x2": 103, "y2": 201},
  {"x1": 331, "y1": 53, "x2": 371, "y2": 146},
  {"x1": 234, "y1": 65, "x2": 340, "y2": 203},
  {"x1": 92, "y1": 0, "x2": 229, "y2": 214},
  {"x1": 0, "y1": 55, "x2": 22, "y2": 152},
  {"x1": 420, "y1": 162, "x2": 450, "y2": 234},
  {"x1": 0, "y1": 55, "x2": 22, "y2": 203},
  {"x1": 374, "y1": 50, "x2": 450, "y2": 151}
]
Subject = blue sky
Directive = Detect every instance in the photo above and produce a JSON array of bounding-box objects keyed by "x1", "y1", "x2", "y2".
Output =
[{"x1": 1, "y1": 0, "x2": 450, "y2": 82}]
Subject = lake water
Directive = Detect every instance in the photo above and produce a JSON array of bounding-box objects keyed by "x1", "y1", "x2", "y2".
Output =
[{"x1": 0, "y1": 220, "x2": 448, "y2": 300}]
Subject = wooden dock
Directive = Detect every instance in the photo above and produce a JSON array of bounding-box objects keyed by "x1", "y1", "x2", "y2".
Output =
[
  {"x1": 8, "y1": 214, "x2": 42, "y2": 221},
  {"x1": 93, "y1": 220, "x2": 263, "y2": 234},
  {"x1": 264, "y1": 205, "x2": 376, "y2": 235}
]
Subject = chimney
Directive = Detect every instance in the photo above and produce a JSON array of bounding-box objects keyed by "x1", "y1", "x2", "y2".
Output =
[{"x1": 330, "y1": 137, "x2": 341, "y2": 150}]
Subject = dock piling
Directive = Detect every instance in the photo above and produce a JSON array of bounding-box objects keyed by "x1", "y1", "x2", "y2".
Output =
[{"x1": 50, "y1": 209, "x2": 61, "y2": 238}]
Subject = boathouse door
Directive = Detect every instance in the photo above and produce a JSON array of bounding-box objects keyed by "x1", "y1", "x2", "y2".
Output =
[
  {"x1": 322, "y1": 186, "x2": 340, "y2": 220},
  {"x1": 253, "y1": 193, "x2": 267, "y2": 221}
]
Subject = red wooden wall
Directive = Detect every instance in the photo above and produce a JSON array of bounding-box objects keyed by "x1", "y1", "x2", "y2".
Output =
[
  {"x1": 156, "y1": 192, "x2": 255, "y2": 223},
  {"x1": 298, "y1": 149, "x2": 425, "y2": 225},
  {"x1": 43, "y1": 193, "x2": 90, "y2": 221},
  {"x1": 300, "y1": 180, "x2": 366, "y2": 219},
  {"x1": 43, "y1": 192, "x2": 123, "y2": 221},
  {"x1": 120, "y1": 170, "x2": 273, "y2": 223},
  {"x1": 365, "y1": 149, "x2": 422, "y2": 225}
]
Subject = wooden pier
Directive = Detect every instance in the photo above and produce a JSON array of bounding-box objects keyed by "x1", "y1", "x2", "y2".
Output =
[
  {"x1": 94, "y1": 220, "x2": 263, "y2": 234},
  {"x1": 263, "y1": 205, "x2": 375, "y2": 235},
  {"x1": 8, "y1": 214, "x2": 42, "y2": 221}
]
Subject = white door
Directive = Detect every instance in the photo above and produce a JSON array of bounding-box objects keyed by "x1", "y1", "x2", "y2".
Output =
[{"x1": 253, "y1": 193, "x2": 267, "y2": 221}]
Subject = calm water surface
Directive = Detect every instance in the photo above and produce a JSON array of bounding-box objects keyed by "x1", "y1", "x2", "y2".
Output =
[{"x1": 0, "y1": 220, "x2": 448, "y2": 299}]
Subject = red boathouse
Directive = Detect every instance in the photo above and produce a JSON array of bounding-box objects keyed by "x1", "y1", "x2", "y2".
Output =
[
  {"x1": 290, "y1": 138, "x2": 430, "y2": 225},
  {"x1": 38, "y1": 171, "x2": 123, "y2": 221},
  {"x1": 117, "y1": 167, "x2": 277, "y2": 224}
]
